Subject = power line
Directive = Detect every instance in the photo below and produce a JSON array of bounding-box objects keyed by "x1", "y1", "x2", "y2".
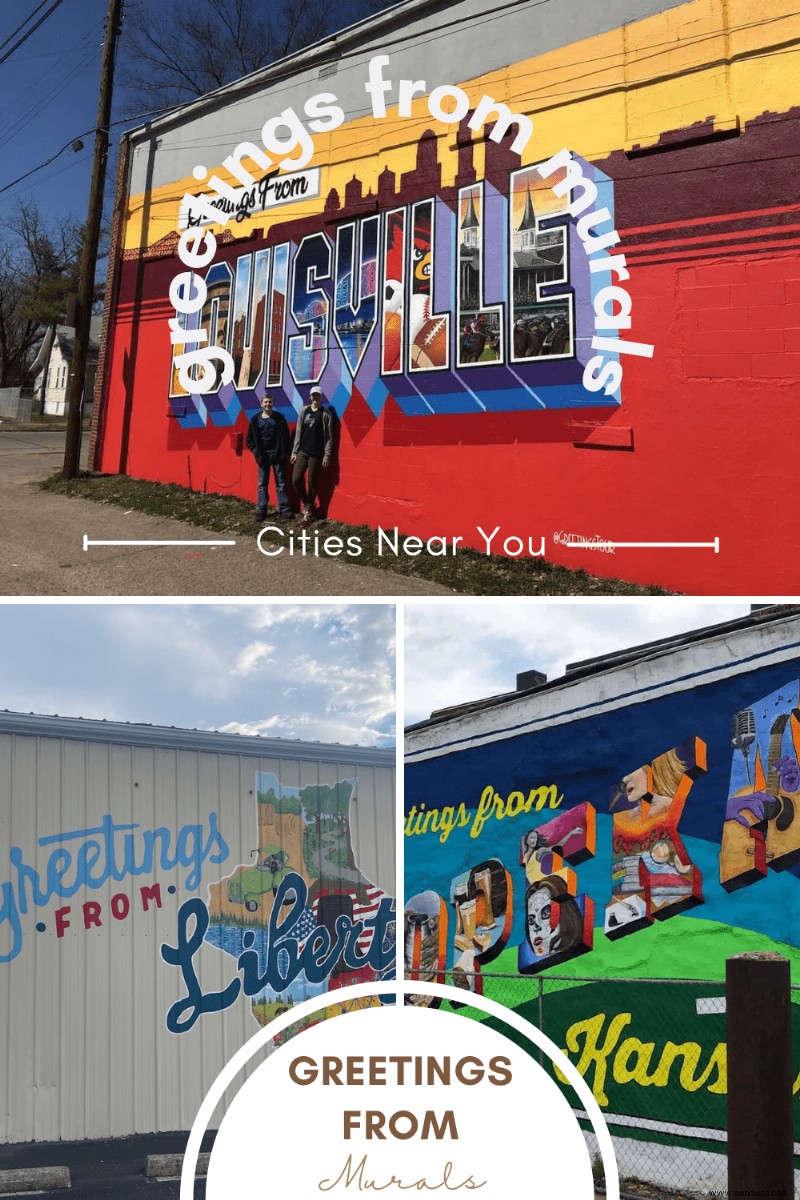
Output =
[
  {"x1": 0, "y1": 0, "x2": 52, "y2": 53},
  {"x1": 0, "y1": 37, "x2": 97, "y2": 149},
  {"x1": 1, "y1": 7, "x2": 799, "y2": 199},
  {"x1": 152, "y1": 2, "x2": 798, "y2": 122},
  {"x1": 120, "y1": 12, "x2": 800, "y2": 156},
  {"x1": 0, "y1": 129, "x2": 95, "y2": 196},
  {"x1": 0, "y1": 103, "x2": 180, "y2": 197},
  {"x1": 0, "y1": 0, "x2": 65, "y2": 66},
  {"x1": 1, "y1": 149, "x2": 89, "y2": 199},
  {"x1": 0, "y1": 44, "x2": 75, "y2": 62}
]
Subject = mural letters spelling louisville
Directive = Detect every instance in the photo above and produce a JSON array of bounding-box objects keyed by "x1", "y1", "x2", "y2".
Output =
[
  {"x1": 162, "y1": 773, "x2": 396, "y2": 1033},
  {"x1": 168, "y1": 133, "x2": 621, "y2": 427},
  {"x1": 405, "y1": 682, "x2": 800, "y2": 991}
]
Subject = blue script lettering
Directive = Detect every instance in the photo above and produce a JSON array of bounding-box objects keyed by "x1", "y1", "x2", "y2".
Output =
[
  {"x1": 0, "y1": 813, "x2": 229, "y2": 964},
  {"x1": 162, "y1": 874, "x2": 396, "y2": 1032},
  {"x1": 161, "y1": 898, "x2": 241, "y2": 1032}
]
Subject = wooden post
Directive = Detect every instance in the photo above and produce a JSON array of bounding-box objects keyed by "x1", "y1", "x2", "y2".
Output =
[
  {"x1": 726, "y1": 952, "x2": 794, "y2": 1197},
  {"x1": 62, "y1": 0, "x2": 123, "y2": 478}
]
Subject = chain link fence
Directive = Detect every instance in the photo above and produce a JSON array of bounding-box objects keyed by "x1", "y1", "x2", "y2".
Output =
[{"x1": 407, "y1": 969, "x2": 800, "y2": 1198}]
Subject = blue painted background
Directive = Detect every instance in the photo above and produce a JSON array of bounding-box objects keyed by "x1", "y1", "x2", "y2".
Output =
[{"x1": 405, "y1": 655, "x2": 800, "y2": 954}]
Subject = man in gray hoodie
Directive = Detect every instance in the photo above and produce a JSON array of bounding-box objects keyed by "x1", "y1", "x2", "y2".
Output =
[{"x1": 291, "y1": 385, "x2": 333, "y2": 526}]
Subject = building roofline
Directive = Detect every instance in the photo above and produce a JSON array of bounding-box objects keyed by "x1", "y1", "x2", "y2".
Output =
[
  {"x1": 0, "y1": 710, "x2": 395, "y2": 766},
  {"x1": 406, "y1": 605, "x2": 800, "y2": 732},
  {"x1": 121, "y1": 0, "x2": 454, "y2": 144}
]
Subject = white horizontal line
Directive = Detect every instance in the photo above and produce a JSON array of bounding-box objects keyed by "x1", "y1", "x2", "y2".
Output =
[
  {"x1": 83, "y1": 536, "x2": 236, "y2": 550},
  {"x1": 574, "y1": 1108, "x2": 726, "y2": 1143},
  {"x1": 574, "y1": 1110, "x2": 800, "y2": 1155},
  {"x1": 565, "y1": 538, "x2": 720, "y2": 551}
]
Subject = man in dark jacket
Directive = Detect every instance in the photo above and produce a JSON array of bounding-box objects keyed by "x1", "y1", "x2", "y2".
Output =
[{"x1": 246, "y1": 394, "x2": 292, "y2": 520}]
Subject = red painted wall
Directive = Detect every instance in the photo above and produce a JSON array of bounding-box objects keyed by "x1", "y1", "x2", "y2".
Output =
[{"x1": 95, "y1": 109, "x2": 800, "y2": 595}]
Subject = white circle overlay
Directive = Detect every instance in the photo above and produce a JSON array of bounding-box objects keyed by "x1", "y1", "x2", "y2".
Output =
[
  {"x1": 206, "y1": 1002, "x2": 595, "y2": 1199},
  {"x1": 182, "y1": 980, "x2": 619, "y2": 1200}
]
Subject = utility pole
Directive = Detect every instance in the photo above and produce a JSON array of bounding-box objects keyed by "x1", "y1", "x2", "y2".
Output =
[{"x1": 62, "y1": 0, "x2": 123, "y2": 478}]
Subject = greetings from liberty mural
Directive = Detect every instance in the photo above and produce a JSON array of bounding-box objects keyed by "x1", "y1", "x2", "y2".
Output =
[
  {"x1": 1, "y1": 771, "x2": 396, "y2": 1036},
  {"x1": 164, "y1": 772, "x2": 395, "y2": 1035}
]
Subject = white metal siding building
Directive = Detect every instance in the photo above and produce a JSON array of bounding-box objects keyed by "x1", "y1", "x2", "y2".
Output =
[{"x1": 0, "y1": 711, "x2": 395, "y2": 1144}]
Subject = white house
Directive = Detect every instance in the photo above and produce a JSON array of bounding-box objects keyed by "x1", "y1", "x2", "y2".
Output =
[{"x1": 38, "y1": 316, "x2": 102, "y2": 416}]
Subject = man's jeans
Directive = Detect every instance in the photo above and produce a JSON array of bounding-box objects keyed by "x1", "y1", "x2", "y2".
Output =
[{"x1": 258, "y1": 459, "x2": 290, "y2": 514}]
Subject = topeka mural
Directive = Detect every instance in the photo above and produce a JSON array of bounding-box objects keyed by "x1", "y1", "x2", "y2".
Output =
[
  {"x1": 404, "y1": 666, "x2": 800, "y2": 1162},
  {"x1": 162, "y1": 773, "x2": 396, "y2": 1038}
]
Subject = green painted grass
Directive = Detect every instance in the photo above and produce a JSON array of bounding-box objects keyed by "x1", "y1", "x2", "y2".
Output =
[{"x1": 481, "y1": 915, "x2": 800, "y2": 1001}]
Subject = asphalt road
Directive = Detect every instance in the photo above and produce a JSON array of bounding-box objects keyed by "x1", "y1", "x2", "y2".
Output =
[
  {"x1": 0, "y1": 432, "x2": 452, "y2": 597},
  {"x1": 0, "y1": 1132, "x2": 608, "y2": 1200},
  {"x1": 0, "y1": 1131, "x2": 208, "y2": 1200}
]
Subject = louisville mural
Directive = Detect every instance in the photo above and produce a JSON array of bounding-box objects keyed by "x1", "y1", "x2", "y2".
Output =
[
  {"x1": 404, "y1": 664, "x2": 800, "y2": 1171},
  {"x1": 165, "y1": 152, "x2": 610, "y2": 425},
  {"x1": 91, "y1": 0, "x2": 800, "y2": 594},
  {"x1": 161, "y1": 772, "x2": 396, "y2": 1037}
]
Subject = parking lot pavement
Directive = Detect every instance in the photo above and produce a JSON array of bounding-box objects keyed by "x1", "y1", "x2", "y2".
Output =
[{"x1": 0, "y1": 1132, "x2": 210, "y2": 1200}]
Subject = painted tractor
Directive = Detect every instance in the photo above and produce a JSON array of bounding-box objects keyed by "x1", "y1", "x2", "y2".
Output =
[{"x1": 227, "y1": 846, "x2": 291, "y2": 912}]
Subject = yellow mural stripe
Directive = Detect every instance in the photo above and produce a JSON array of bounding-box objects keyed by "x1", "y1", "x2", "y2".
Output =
[{"x1": 121, "y1": 0, "x2": 800, "y2": 252}]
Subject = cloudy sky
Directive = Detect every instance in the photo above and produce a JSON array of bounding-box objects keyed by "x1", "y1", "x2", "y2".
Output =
[
  {"x1": 0, "y1": 602, "x2": 396, "y2": 747},
  {"x1": 404, "y1": 600, "x2": 753, "y2": 726}
]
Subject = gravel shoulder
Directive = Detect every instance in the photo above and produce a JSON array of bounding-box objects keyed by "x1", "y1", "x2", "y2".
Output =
[{"x1": 0, "y1": 433, "x2": 452, "y2": 597}]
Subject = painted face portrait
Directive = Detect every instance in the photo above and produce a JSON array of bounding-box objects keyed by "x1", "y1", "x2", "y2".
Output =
[
  {"x1": 526, "y1": 885, "x2": 554, "y2": 957},
  {"x1": 524, "y1": 876, "x2": 586, "y2": 962},
  {"x1": 621, "y1": 766, "x2": 649, "y2": 805}
]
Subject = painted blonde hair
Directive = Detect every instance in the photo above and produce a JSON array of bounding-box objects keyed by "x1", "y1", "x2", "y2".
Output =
[{"x1": 650, "y1": 747, "x2": 687, "y2": 798}]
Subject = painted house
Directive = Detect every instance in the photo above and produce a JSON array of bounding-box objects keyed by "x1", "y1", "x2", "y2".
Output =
[
  {"x1": 90, "y1": 0, "x2": 800, "y2": 595},
  {"x1": 0, "y1": 712, "x2": 395, "y2": 1144},
  {"x1": 404, "y1": 605, "x2": 800, "y2": 1193}
]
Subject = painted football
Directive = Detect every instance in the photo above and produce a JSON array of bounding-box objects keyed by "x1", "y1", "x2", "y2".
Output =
[{"x1": 411, "y1": 314, "x2": 449, "y2": 369}]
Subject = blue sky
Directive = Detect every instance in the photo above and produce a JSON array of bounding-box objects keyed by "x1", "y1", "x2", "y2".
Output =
[
  {"x1": 404, "y1": 600, "x2": 753, "y2": 726},
  {"x1": 0, "y1": 602, "x2": 396, "y2": 746},
  {"x1": 0, "y1": 0, "x2": 382, "y2": 230},
  {"x1": 0, "y1": 0, "x2": 109, "y2": 227}
]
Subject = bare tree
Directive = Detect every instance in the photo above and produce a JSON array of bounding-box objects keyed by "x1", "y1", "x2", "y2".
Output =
[
  {"x1": 0, "y1": 203, "x2": 85, "y2": 394},
  {"x1": 119, "y1": 0, "x2": 339, "y2": 111},
  {"x1": 0, "y1": 246, "x2": 39, "y2": 389}
]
